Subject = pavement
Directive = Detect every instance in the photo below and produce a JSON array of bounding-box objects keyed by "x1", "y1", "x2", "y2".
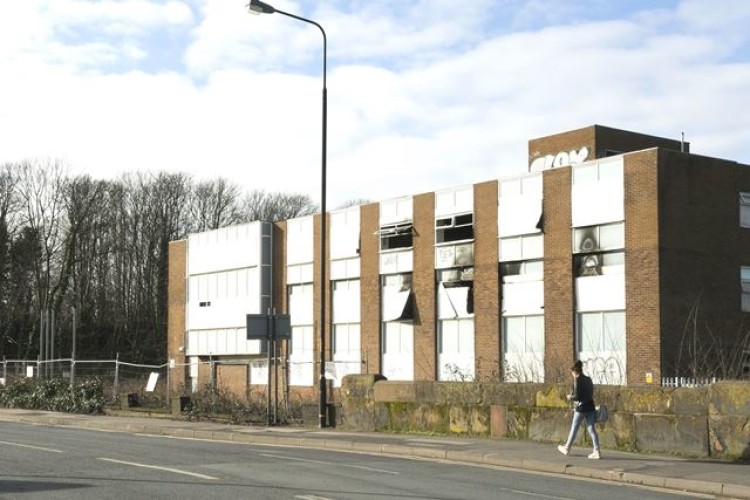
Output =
[{"x1": 0, "y1": 408, "x2": 748, "y2": 499}]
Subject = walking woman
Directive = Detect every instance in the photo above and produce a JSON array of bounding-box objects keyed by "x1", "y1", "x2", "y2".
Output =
[{"x1": 557, "y1": 360, "x2": 601, "y2": 459}]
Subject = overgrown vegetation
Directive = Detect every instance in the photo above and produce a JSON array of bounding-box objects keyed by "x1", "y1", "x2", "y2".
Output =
[
  {"x1": 184, "y1": 385, "x2": 307, "y2": 426},
  {"x1": 673, "y1": 300, "x2": 750, "y2": 380},
  {"x1": 0, "y1": 377, "x2": 106, "y2": 414}
]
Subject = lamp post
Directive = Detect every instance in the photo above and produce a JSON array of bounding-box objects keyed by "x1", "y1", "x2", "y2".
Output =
[{"x1": 248, "y1": 0, "x2": 329, "y2": 428}]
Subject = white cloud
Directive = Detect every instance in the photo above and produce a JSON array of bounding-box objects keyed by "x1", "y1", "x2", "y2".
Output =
[{"x1": 1, "y1": 0, "x2": 749, "y2": 209}]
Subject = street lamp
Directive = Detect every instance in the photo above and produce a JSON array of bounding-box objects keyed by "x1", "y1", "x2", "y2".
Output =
[{"x1": 248, "y1": 0, "x2": 329, "y2": 428}]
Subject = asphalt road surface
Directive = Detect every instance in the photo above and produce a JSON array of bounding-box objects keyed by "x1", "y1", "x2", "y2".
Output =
[{"x1": 0, "y1": 422, "x2": 703, "y2": 499}]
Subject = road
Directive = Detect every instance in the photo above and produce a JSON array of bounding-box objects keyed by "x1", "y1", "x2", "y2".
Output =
[{"x1": 0, "y1": 422, "x2": 702, "y2": 499}]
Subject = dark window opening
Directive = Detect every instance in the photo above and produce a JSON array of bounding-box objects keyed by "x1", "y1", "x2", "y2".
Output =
[
  {"x1": 436, "y1": 213, "x2": 474, "y2": 244},
  {"x1": 380, "y1": 223, "x2": 414, "y2": 251}
]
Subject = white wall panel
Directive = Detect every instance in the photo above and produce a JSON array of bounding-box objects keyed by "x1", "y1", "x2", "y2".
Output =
[
  {"x1": 333, "y1": 287, "x2": 361, "y2": 324},
  {"x1": 330, "y1": 207, "x2": 360, "y2": 259},
  {"x1": 502, "y1": 281, "x2": 544, "y2": 315},
  {"x1": 330, "y1": 258, "x2": 361, "y2": 280},
  {"x1": 289, "y1": 285, "x2": 313, "y2": 326},
  {"x1": 286, "y1": 216, "x2": 314, "y2": 266},
  {"x1": 575, "y1": 274, "x2": 626, "y2": 311},
  {"x1": 382, "y1": 322, "x2": 414, "y2": 381},
  {"x1": 332, "y1": 323, "x2": 361, "y2": 387},
  {"x1": 186, "y1": 329, "x2": 263, "y2": 356},
  {"x1": 286, "y1": 263, "x2": 314, "y2": 285},
  {"x1": 380, "y1": 250, "x2": 413, "y2": 274},
  {"x1": 498, "y1": 195, "x2": 542, "y2": 237},
  {"x1": 438, "y1": 319, "x2": 475, "y2": 381},
  {"x1": 435, "y1": 185, "x2": 473, "y2": 217},
  {"x1": 289, "y1": 326, "x2": 314, "y2": 386},
  {"x1": 188, "y1": 223, "x2": 261, "y2": 275},
  {"x1": 380, "y1": 197, "x2": 413, "y2": 225},
  {"x1": 571, "y1": 158, "x2": 624, "y2": 227}
]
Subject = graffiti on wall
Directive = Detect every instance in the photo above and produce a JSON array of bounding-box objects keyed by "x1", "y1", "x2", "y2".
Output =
[{"x1": 530, "y1": 147, "x2": 590, "y2": 172}]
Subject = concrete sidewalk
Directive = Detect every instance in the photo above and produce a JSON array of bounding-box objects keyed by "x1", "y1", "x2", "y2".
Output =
[{"x1": 0, "y1": 408, "x2": 748, "y2": 499}]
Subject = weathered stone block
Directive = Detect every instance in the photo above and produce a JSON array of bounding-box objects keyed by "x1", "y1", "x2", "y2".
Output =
[
  {"x1": 709, "y1": 414, "x2": 750, "y2": 460},
  {"x1": 477, "y1": 383, "x2": 519, "y2": 405},
  {"x1": 535, "y1": 384, "x2": 570, "y2": 409},
  {"x1": 674, "y1": 416, "x2": 709, "y2": 457},
  {"x1": 506, "y1": 406, "x2": 532, "y2": 439},
  {"x1": 449, "y1": 405, "x2": 490, "y2": 435},
  {"x1": 597, "y1": 411, "x2": 636, "y2": 451},
  {"x1": 673, "y1": 387, "x2": 708, "y2": 416},
  {"x1": 635, "y1": 414, "x2": 676, "y2": 453},
  {"x1": 708, "y1": 381, "x2": 750, "y2": 416},
  {"x1": 374, "y1": 381, "x2": 420, "y2": 402},
  {"x1": 434, "y1": 382, "x2": 481, "y2": 405},
  {"x1": 528, "y1": 408, "x2": 570, "y2": 443},
  {"x1": 340, "y1": 374, "x2": 387, "y2": 431},
  {"x1": 620, "y1": 387, "x2": 673, "y2": 414}
]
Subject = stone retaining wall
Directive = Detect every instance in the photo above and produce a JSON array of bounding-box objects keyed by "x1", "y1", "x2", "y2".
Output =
[{"x1": 339, "y1": 375, "x2": 750, "y2": 460}]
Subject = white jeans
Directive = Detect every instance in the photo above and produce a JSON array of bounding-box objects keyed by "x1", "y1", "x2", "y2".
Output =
[{"x1": 564, "y1": 410, "x2": 600, "y2": 450}]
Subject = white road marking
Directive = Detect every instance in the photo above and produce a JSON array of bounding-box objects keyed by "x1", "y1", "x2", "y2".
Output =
[
  {"x1": 98, "y1": 457, "x2": 219, "y2": 480},
  {"x1": 294, "y1": 496, "x2": 336, "y2": 500},
  {"x1": 0, "y1": 440, "x2": 63, "y2": 453},
  {"x1": 260, "y1": 452, "x2": 399, "y2": 475}
]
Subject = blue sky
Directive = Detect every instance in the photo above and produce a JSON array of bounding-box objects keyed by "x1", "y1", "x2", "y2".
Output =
[{"x1": 1, "y1": 0, "x2": 749, "y2": 208}]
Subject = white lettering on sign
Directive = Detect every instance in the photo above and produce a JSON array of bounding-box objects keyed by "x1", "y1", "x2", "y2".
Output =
[{"x1": 529, "y1": 147, "x2": 589, "y2": 172}]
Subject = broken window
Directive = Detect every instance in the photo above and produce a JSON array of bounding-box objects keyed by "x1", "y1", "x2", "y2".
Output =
[
  {"x1": 436, "y1": 213, "x2": 474, "y2": 244},
  {"x1": 381, "y1": 273, "x2": 414, "y2": 321},
  {"x1": 379, "y1": 222, "x2": 414, "y2": 251}
]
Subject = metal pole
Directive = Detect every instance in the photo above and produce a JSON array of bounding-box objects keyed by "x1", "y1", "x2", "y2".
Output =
[
  {"x1": 266, "y1": 312, "x2": 272, "y2": 426},
  {"x1": 45, "y1": 309, "x2": 50, "y2": 378},
  {"x1": 113, "y1": 352, "x2": 120, "y2": 403},
  {"x1": 249, "y1": 1, "x2": 329, "y2": 427},
  {"x1": 70, "y1": 307, "x2": 76, "y2": 386},
  {"x1": 39, "y1": 310, "x2": 43, "y2": 379},
  {"x1": 51, "y1": 310, "x2": 55, "y2": 377}
]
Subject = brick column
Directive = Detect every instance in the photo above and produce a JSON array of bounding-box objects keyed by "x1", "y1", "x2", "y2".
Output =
[
  {"x1": 360, "y1": 203, "x2": 382, "y2": 375},
  {"x1": 413, "y1": 192, "x2": 436, "y2": 380},
  {"x1": 543, "y1": 167, "x2": 575, "y2": 382},
  {"x1": 473, "y1": 181, "x2": 500, "y2": 379},
  {"x1": 167, "y1": 240, "x2": 187, "y2": 394}
]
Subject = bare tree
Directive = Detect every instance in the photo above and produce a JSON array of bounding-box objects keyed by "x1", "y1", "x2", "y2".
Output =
[
  {"x1": 336, "y1": 198, "x2": 373, "y2": 209},
  {"x1": 189, "y1": 177, "x2": 243, "y2": 232},
  {"x1": 241, "y1": 190, "x2": 317, "y2": 222},
  {"x1": 14, "y1": 160, "x2": 69, "y2": 357}
]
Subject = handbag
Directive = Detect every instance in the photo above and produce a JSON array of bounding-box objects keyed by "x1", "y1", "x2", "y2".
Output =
[{"x1": 595, "y1": 403, "x2": 608, "y2": 423}]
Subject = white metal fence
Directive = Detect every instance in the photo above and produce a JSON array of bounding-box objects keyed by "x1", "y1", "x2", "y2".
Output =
[{"x1": 660, "y1": 376, "x2": 718, "y2": 388}]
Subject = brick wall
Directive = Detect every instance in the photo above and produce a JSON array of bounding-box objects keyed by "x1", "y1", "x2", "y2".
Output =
[
  {"x1": 473, "y1": 181, "x2": 500, "y2": 378},
  {"x1": 528, "y1": 126, "x2": 596, "y2": 167},
  {"x1": 542, "y1": 167, "x2": 574, "y2": 382},
  {"x1": 623, "y1": 150, "x2": 662, "y2": 383},
  {"x1": 656, "y1": 150, "x2": 750, "y2": 376},
  {"x1": 360, "y1": 202, "x2": 381, "y2": 374},
  {"x1": 413, "y1": 192, "x2": 437, "y2": 380},
  {"x1": 216, "y1": 364, "x2": 249, "y2": 399},
  {"x1": 528, "y1": 125, "x2": 686, "y2": 171},
  {"x1": 167, "y1": 240, "x2": 187, "y2": 393}
]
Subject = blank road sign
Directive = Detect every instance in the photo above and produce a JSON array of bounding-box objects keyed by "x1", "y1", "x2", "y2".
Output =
[{"x1": 246, "y1": 314, "x2": 269, "y2": 339}]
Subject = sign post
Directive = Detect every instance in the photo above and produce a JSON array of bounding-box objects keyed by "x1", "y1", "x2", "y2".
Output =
[{"x1": 247, "y1": 312, "x2": 291, "y2": 425}]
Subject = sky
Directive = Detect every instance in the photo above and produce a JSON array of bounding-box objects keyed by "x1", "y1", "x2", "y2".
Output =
[{"x1": 1, "y1": 0, "x2": 749, "y2": 209}]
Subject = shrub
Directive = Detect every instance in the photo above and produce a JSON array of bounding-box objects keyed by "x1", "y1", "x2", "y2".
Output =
[{"x1": 0, "y1": 377, "x2": 106, "y2": 414}]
